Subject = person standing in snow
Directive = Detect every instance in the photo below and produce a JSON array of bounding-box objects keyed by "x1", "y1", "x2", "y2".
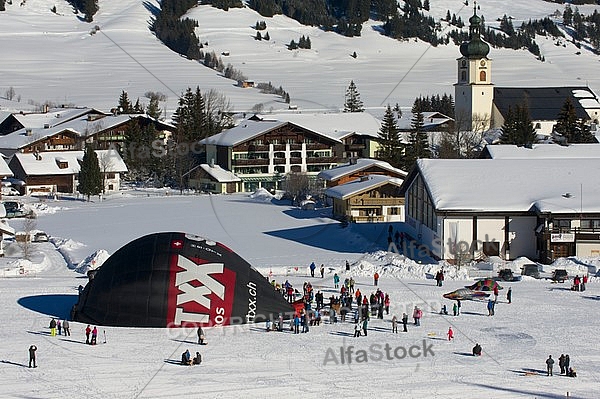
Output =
[
  {"x1": 49, "y1": 318, "x2": 57, "y2": 337},
  {"x1": 401, "y1": 313, "x2": 408, "y2": 332},
  {"x1": 507, "y1": 287, "x2": 512, "y2": 304},
  {"x1": 354, "y1": 322, "x2": 361, "y2": 337},
  {"x1": 91, "y1": 326, "x2": 98, "y2": 345},
  {"x1": 373, "y1": 272, "x2": 379, "y2": 286},
  {"x1": 413, "y1": 306, "x2": 422, "y2": 326},
  {"x1": 493, "y1": 285, "x2": 499, "y2": 301},
  {"x1": 453, "y1": 302, "x2": 458, "y2": 316},
  {"x1": 333, "y1": 273, "x2": 340, "y2": 289},
  {"x1": 564, "y1": 354, "x2": 570, "y2": 373},
  {"x1": 546, "y1": 355, "x2": 554, "y2": 376},
  {"x1": 349, "y1": 277, "x2": 355, "y2": 294},
  {"x1": 384, "y1": 294, "x2": 390, "y2": 315},
  {"x1": 309, "y1": 262, "x2": 316, "y2": 277},
  {"x1": 559, "y1": 354, "x2": 566, "y2": 374},
  {"x1": 85, "y1": 325, "x2": 91, "y2": 344},
  {"x1": 28, "y1": 345, "x2": 37, "y2": 368},
  {"x1": 447, "y1": 327, "x2": 454, "y2": 341},
  {"x1": 457, "y1": 299, "x2": 461, "y2": 315},
  {"x1": 62, "y1": 320, "x2": 70, "y2": 336},
  {"x1": 362, "y1": 318, "x2": 368, "y2": 336},
  {"x1": 320, "y1": 264, "x2": 325, "y2": 278},
  {"x1": 487, "y1": 299, "x2": 494, "y2": 316},
  {"x1": 391, "y1": 315, "x2": 398, "y2": 333},
  {"x1": 197, "y1": 326, "x2": 205, "y2": 344},
  {"x1": 57, "y1": 320, "x2": 62, "y2": 336},
  {"x1": 345, "y1": 260, "x2": 350, "y2": 271}
]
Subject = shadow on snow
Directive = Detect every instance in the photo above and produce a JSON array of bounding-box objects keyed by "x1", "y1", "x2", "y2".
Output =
[{"x1": 18, "y1": 294, "x2": 78, "y2": 320}]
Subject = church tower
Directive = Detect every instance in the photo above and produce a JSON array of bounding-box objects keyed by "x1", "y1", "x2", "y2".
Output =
[{"x1": 454, "y1": 4, "x2": 493, "y2": 132}]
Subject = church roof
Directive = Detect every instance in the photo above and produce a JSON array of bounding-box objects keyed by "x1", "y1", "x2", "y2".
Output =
[{"x1": 493, "y1": 87, "x2": 596, "y2": 121}]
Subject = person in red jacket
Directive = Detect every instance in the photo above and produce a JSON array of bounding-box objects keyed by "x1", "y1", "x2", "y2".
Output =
[
  {"x1": 373, "y1": 272, "x2": 379, "y2": 286},
  {"x1": 85, "y1": 325, "x2": 91, "y2": 344},
  {"x1": 447, "y1": 327, "x2": 454, "y2": 341}
]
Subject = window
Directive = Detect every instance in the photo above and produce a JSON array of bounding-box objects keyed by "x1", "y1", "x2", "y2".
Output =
[
  {"x1": 479, "y1": 71, "x2": 486, "y2": 81},
  {"x1": 461, "y1": 71, "x2": 466, "y2": 81}
]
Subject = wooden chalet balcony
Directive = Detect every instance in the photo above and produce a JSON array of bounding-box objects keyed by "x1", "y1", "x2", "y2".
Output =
[
  {"x1": 289, "y1": 157, "x2": 302, "y2": 164},
  {"x1": 49, "y1": 138, "x2": 76, "y2": 145},
  {"x1": 306, "y1": 157, "x2": 336, "y2": 164},
  {"x1": 352, "y1": 215, "x2": 385, "y2": 222},
  {"x1": 231, "y1": 158, "x2": 269, "y2": 166},
  {"x1": 273, "y1": 158, "x2": 286, "y2": 165},
  {"x1": 272, "y1": 144, "x2": 286, "y2": 151},
  {"x1": 306, "y1": 143, "x2": 330, "y2": 150},
  {"x1": 346, "y1": 144, "x2": 366, "y2": 150},
  {"x1": 289, "y1": 144, "x2": 302, "y2": 150},
  {"x1": 349, "y1": 198, "x2": 404, "y2": 206}
]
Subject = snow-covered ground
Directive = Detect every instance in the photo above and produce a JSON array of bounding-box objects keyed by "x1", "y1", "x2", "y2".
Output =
[{"x1": 1, "y1": 192, "x2": 599, "y2": 398}]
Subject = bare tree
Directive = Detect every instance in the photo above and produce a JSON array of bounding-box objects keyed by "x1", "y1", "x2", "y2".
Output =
[
  {"x1": 97, "y1": 150, "x2": 115, "y2": 194},
  {"x1": 437, "y1": 111, "x2": 490, "y2": 159},
  {"x1": 204, "y1": 88, "x2": 233, "y2": 133},
  {"x1": 5, "y1": 86, "x2": 16, "y2": 101},
  {"x1": 19, "y1": 217, "x2": 37, "y2": 261}
]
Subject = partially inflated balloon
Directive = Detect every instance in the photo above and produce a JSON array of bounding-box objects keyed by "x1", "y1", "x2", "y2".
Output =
[{"x1": 73, "y1": 233, "x2": 294, "y2": 327}]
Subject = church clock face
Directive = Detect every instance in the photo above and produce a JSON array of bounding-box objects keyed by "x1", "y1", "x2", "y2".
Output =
[
  {"x1": 480, "y1": 59, "x2": 486, "y2": 67},
  {"x1": 461, "y1": 59, "x2": 467, "y2": 68}
]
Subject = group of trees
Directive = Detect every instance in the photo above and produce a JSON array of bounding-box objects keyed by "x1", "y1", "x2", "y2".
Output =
[
  {"x1": 412, "y1": 94, "x2": 455, "y2": 118},
  {"x1": 151, "y1": 0, "x2": 202, "y2": 60},
  {"x1": 288, "y1": 35, "x2": 311, "y2": 50},
  {"x1": 563, "y1": 6, "x2": 600, "y2": 52},
  {"x1": 66, "y1": 0, "x2": 98, "y2": 22},
  {"x1": 200, "y1": 0, "x2": 243, "y2": 11}
]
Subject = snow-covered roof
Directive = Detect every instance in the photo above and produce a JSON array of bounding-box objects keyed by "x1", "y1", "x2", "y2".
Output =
[
  {"x1": 0, "y1": 156, "x2": 12, "y2": 177},
  {"x1": 254, "y1": 112, "x2": 382, "y2": 139},
  {"x1": 325, "y1": 174, "x2": 404, "y2": 200},
  {"x1": 484, "y1": 143, "x2": 600, "y2": 159},
  {"x1": 200, "y1": 120, "x2": 287, "y2": 147},
  {"x1": 13, "y1": 150, "x2": 127, "y2": 176},
  {"x1": 0, "y1": 114, "x2": 144, "y2": 150},
  {"x1": 317, "y1": 158, "x2": 407, "y2": 181},
  {"x1": 196, "y1": 164, "x2": 241, "y2": 183},
  {"x1": 417, "y1": 158, "x2": 600, "y2": 213},
  {"x1": 396, "y1": 111, "x2": 453, "y2": 130},
  {"x1": 10, "y1": 107, "x2": 103, "y2": 129}
]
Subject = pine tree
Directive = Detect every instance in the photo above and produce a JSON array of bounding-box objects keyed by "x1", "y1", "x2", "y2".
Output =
[
  {"x1": 146, "y1": 97, "x2": 162, "y2": 120},
  {"x1": 377, "y1": 105, "x2": 402, "y2": 168},
  {"x1": 573, "y1": 119, "x2": 597, "y2": 143},
  {"x1": 499, "y1": 106, "x2": 517, "y2": 144},
  {"x1": 255, "y1": 31, "x2": 262, "y2": 41},
  {"x1": 118, "y1": 91, "x2": 134, "y2": 114},
  {"x1": 343, "y1": 80, "x2": 364, "y2": 112},
  {"x1": 553, "y1": 98, "x2": 579, "y2": 143},
  {"x1": 513, "y1": 104, "x2": 538, "y2": 146},
  {"x1": 78, "y1": 146, "x2": 102, "y2": 201},
  {"x1": 404, "y1": 104, "x2": 430, "y2": 171},
  {"x1": 264, "y1": 31, "x2": 270, "y2": 41}
]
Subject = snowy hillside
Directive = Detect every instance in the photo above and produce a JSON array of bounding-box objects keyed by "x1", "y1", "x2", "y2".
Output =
[{"x1": 0, "y1": 0, "x2": 599, "y2": 118}]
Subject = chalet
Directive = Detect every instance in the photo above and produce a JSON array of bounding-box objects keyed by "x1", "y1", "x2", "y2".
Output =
[
  {"x1": 0, "y1": 107, "x2": 106, "y2": 136},
  {"x1": 0, "y1": 156, "x2": 12, "y2": 179},
  {"x1": 401, "y1": 158, "x2": 600, "y2": 264},
  {"x1": 8, "y1": 150, "x2": 127, "y2": 195},
  {"x1": 188, "y1": 162, "x2": 242, "y2": 194},
  {"x1": 325, "y1": 174, "x2": 404, "y2": 223},
  {"x1": 197, "y1": 112, "x2": 385, "y2": 192},
  {"x1": 318, "y1": 158, "x2": 406, "y2": 188},
  {"x1": 0, "y1": 113, "x2": 175, "y2": 157}
]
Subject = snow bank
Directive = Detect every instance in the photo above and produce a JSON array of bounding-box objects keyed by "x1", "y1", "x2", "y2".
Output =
[
  {"x1": 28, "y1": 202, "x2": 69, "y2": 216},
  {"x1": 0, "y1": 254, "x2": 51, "y2": 277},
  {"x1": 75, "y1": 249, "x2": 111, "y2": 274},
  {"x1": 248, "y1": 187, "x2": 275, "y2": 202},
  {"x1": 52, "y1": 237, "x2": 87, "y2": 270}
]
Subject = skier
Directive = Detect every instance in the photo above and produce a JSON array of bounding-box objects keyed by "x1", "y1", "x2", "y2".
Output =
[
  {"x1": 309, "y1": 262, "x2": 316, "y2": 277},
  {"x1": 85, "y1": 325, "x2": 91, "y2": 344},
  {"x1": 91, "y1": 326, "x2": 98, "y2": 345},
  {"x1": 447, "y1": 327, "x2": 454, "y2": 341},
  {"x1": 546, "y1": 355, "x2": 554, "y2": 376},
  {"x1": 507, "y1": 287, "x2": 512, "y2": 304},
  {"x1": 49, "y1": 318, "x2": 57, "y2": 337},
  {"x1": 197, "y1": 326, "x2": 205, "y2": 344},
  {"x1": 28, "y1": 345, "x2": 37, "y2": 368}
]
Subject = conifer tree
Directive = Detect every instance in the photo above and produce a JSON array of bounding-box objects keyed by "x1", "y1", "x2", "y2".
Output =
[
  {"x1": 78, "y1": 146, "x2": 102, "y2": 201},
  {"x1": 255, "y1": 31, "x2": 262, "y2": 40},
  {"x1": 404, "y1": 104, "x2": 430, "y2": 171},
  {"x1": 118, "y1": 91, "x2": 134, "y2": 114},
  {"x1": 343, "y1": 80, "x2": 364, "y2": 113},
  {"x1": 554, "y1": 98, "x2": 579, "y2": 143},
  {"x1": 377, "y1": 105, "x2": 402, "y2": 168}
]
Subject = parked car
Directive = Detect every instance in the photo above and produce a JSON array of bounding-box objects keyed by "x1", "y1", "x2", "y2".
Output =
[
  {"x1": 498, "y1": 268, "x2": 515, "y2": 281},
  {"x1": 1, "y1": 201, "x2": 30, "y2": 218},
  {"x1": 33, "y1": 232, "x2": 49, "y2": 242},
  {"x1": 521, "y1": 264, "x2": 541, "y2": 279},
  {"x1": 551, "y1": 269, "x2": 569, "y2": 283}
]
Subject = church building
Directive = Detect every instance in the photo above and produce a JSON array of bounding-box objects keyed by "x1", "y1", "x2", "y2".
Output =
[{"x1": 454, "y1": 5, "x2": 600, "y2": 137}]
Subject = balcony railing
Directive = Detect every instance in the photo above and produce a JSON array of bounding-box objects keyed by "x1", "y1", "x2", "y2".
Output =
[
  {"x1": 306, "y1": 157, "x2": 336, "y2": 164},
  {"x1": 349, "y1": 198, "x2": 404, "y2": 206},
  {"x1": 231, "y1": 158, "x2": 269, "y2": 166}
]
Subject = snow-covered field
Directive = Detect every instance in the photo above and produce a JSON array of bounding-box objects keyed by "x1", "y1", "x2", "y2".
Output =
[{"x1": 1, "y1": 192, "x2": 599, "y2": 398}]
